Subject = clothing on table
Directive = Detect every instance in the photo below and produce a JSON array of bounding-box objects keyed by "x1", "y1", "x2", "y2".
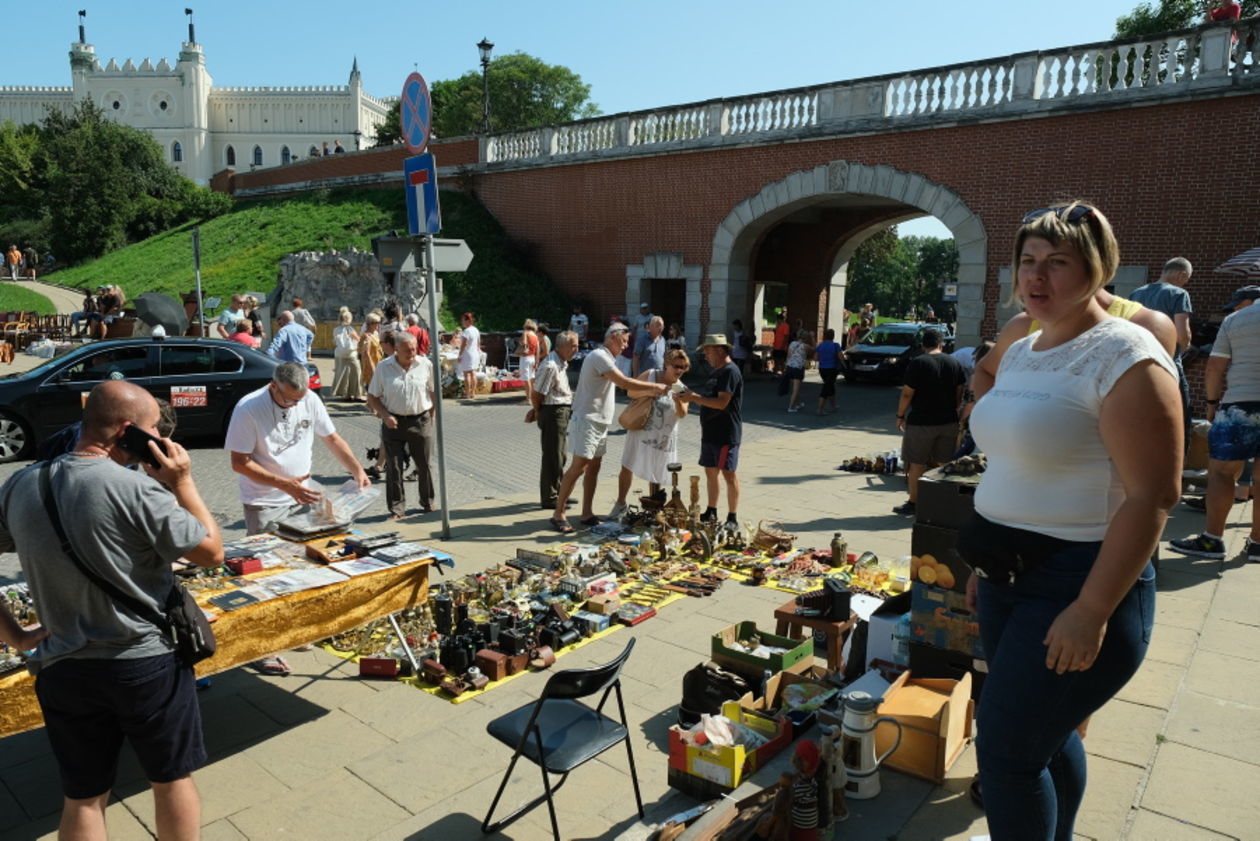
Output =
[
  {"x1": 359, "y1": 331, "x2": 383, "y2": 387},
  {"x1": 904, "y1": 352, "x2": 966, "y2": 426},
  {"x1": 269, "y1": 322, "x2": 313, "y2": 363},
  {"x1": 457, "y1": 325, "x2": 481, "y2": 374},
  {"x1": 1209, "y1": 303, "x2": 1260, "y2": 404},
  {"x1": 700, "y1": 360, "x2": 743, "y2": 446},
  {"x1": 621, "y1": 369, "x2": 684, "y2": 485},
  {"x1": 224, "y1": 384, "x2": 336, "y2": 508},
  {"x1": 972, "y1": 318, "x2": 1176, "y2": 542}
]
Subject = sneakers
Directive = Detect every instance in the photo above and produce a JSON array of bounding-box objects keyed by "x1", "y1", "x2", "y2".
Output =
[
  {"x1": 892, "y1": 500, "x2": 917, "y2": 516},
  {"x1": 607, "y1": 502, "x2": 628, "y2": 522},
  {"x1": 1168, "y1": 534, "x2": 1226, "y2": 559},
  {"x1": 1182, "y1": 496, "x2": 1247, "y2": 511},
  {"x1": 787, "y1": 406, "x2": 801, "y2": 413},
  {"x1": 700, "y1": 508, "x2": 718, "y2": 523},
  {"x1": 1248, "y1": 539, "x2": 1260, "y2": 563}
]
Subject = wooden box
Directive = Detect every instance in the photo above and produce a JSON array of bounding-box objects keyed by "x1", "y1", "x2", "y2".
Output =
[{"x1": 874, "y1": 670, "x2": 973, "y2": 783}]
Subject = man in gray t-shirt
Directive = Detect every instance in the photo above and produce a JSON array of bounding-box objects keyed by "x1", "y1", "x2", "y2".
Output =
[
  {"x1": 1130, "y1": 257, "x2": 1193, "y2": 354},
  {"x1": 0, "y1": 381, "x2": 222, "y2": 836}
]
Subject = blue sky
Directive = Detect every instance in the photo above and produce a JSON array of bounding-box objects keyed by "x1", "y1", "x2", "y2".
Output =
[{"x1": 2, "y1": 0, "x2": 1151, "y2": 237}]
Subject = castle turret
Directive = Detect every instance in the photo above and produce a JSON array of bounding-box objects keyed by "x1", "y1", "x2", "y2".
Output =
[{"x1": 177, "y1": 40, "x2": 213, "y2": 184}]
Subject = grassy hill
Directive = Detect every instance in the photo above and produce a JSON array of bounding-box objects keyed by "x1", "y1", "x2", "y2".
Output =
[
  {"x1": 0, "y1": 286, "x2": 55, "y2": 316},
  {"x1": 47, "y1": 187, "x2": 569, "y2": 332}
]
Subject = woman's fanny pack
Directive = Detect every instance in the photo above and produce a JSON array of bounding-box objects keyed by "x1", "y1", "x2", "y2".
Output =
[{"x1": 955, "y1": 512, "x2": 1075, "y2": 586}]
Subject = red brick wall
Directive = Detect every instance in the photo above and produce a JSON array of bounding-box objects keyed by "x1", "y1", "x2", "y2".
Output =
[
  {"x1": 224, "y1": 137, "x2": 480, "y2": 193},
  {"x1": 469, "y1": 94, "x2": 1260, "y2": 341}
]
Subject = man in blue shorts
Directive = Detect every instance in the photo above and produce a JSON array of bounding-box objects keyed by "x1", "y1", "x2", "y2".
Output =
[
  {"x1": 1170, "y1": 284, "x2": 1260, "y2": 561},
  {"x1": 681, "y1": 334, "x2": 744, "y2": 525},
  {"x1": 0, "y1": 380, "x2": 224, "y2": 839}
]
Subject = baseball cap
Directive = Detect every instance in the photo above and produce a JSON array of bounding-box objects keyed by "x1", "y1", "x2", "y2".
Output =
[{"x1": 1222, "y1": 285, "x2": 1260, "y2": 312}]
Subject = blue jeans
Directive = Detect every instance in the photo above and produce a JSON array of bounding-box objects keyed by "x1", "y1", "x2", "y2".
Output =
[{"x1": 976, "y1": 542, "x2": 1155, "y2": 841}]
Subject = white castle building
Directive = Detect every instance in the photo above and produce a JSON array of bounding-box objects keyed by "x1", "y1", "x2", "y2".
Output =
[{"x1": 0, "y1": 27, "x2": 392, "y2": 186}]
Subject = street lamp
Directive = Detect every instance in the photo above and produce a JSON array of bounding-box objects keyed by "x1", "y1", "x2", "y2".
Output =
[
  {"x1": 477, "y1": 38, "x2": 494, "y2": 135},
  {"x1": 352, "y1": 129, "x2": 362, "y2": 151}
]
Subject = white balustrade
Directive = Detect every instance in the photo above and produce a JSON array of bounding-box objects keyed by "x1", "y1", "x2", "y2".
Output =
[{"x1": 481, "y1": 17, "x2": 1254, "y2": 164}]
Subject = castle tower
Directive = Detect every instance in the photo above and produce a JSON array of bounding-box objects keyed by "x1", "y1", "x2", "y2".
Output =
[
  {"x1": 177, "y1": 40, "x2": 214, "y2": 184},
  {"x1": 349, "y1": 57, "x2": 365, "y2": 150}
]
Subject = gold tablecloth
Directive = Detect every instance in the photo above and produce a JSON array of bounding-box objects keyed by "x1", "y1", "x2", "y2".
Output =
[{"x1": 0, "y1": 558, "x2": 432, "y2": 738}]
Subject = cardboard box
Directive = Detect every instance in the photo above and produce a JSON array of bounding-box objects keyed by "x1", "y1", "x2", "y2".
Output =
[
  {"x1": 865, "y1": 591, "x2": 912, "y2": 668},
  {"x1": 711, "y1": 621, "x2": 813, "y2": 679},
  {"x1": 915, "y1": 469, "x2": 978, "y2": 530},
  {"x1": 738, "y1": 667, "x2": 838, "y2": 738},
  {"x1": 667, "y1": 700, "x2": 792, "y2": 794},
  {"x1": 908, "y1": 641, "x2": 987, "y2": 701},
  {"x1": 874, "y1": 670, "x2": 974, "y2": 783},
  {"x1": 910, "y1": 523, "x2": 968, "y2": 593},
  {"x1": 910, "y1": 584, "x2": 983, "y2": 659},
  {"x1": 585, "y1": 593, "x2": 622, "y2": 615}
]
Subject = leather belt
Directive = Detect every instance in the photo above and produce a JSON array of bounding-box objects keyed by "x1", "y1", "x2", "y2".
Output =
[{"x1": 391, "y1": 411, "x2": 430, "y2": 421}]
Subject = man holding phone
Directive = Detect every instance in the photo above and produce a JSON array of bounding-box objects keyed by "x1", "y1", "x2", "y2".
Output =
[
  {"x1": 226, "y1": 362, "x2": 370, "y2": 535},
  {"x1": 0, "y1": 380, "x2": 223, "y2": 841}
]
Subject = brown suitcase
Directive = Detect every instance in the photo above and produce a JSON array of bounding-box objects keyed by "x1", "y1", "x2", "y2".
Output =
[{"x1": 474, "y1": 649, "x2": 509, "y2": 681}]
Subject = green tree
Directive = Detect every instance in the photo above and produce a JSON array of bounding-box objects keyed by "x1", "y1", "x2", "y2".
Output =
[
  {"x1": 848, "y1": 230, "x2": 918, "y2": 318},
  {"x1": 372, "y1": 107, "x2": 401, "y2": 148},
  {"x1": 431, "y1": 52, "x2": 599, "y2": 137},
  {"x1": 1115, "y1": 0, "x2": 1258, "y2": 37}
]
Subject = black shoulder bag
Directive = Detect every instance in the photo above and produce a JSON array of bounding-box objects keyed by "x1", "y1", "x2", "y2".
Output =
[{"x1": 39, "y1": 462, "x2": 216, "y2": 667}]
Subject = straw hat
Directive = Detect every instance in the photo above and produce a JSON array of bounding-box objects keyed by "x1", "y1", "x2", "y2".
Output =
[{"x1": 697, "y1": 333, "x2": 731, "y2": 350}]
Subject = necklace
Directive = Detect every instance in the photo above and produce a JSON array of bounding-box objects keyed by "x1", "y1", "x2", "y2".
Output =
[{"x1": 71, "y1": 450, "x2": 107, "y2": 458}]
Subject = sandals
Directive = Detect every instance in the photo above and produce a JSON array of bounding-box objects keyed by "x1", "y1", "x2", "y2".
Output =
[
  {"x1": 579, "y1": 516, "x2": 603, "y2": 527},
  {"x1": 251, "y1": 656, "x2": 291, "y2": 676},
  {"x1": 548, "y1": 518, "x2": 575, "y2": 534}
]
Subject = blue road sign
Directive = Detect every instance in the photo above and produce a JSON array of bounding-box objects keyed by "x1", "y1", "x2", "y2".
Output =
[
  {"x1": 404, "y1": 154, "x2": 441, "y2": 236},
  {"x1": 400, "y1": 72, "x2": 432, "y2": 154}
]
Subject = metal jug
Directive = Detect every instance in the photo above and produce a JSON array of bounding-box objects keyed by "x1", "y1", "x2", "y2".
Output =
[{"x1": 840, "y1": 691, "x2": 903, "y2": 799}]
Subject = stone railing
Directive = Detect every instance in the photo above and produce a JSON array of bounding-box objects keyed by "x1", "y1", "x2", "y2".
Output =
[{"x1": 484, "y1": 16, "x2": 1257, "y2": 164}]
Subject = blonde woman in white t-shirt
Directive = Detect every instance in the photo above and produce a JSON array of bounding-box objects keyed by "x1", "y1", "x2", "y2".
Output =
[{"x1": 963, "y1": 202, "x2": 1180, "y2": 841}]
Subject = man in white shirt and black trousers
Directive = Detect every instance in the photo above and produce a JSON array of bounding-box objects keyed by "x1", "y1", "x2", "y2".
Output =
[{"x1": 366, "y1": 331, "x2": 438, "y2": 519}]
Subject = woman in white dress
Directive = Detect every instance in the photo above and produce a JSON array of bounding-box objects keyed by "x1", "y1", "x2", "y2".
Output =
[
  {"x1": 608, "y1": 348, "x2": 691, "y2": 520},
  {"x1": 331, "y1": 309, "x2": 363, "y2": 400},
  {"x1": 457, "y1": 311, "x2": 481, "y2": 400}
]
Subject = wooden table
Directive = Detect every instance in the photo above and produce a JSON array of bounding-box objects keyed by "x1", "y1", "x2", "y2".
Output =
[
  {"x1": 0, "y1": 556, "x2": 434, "y2": 738},
  {"x1": 772, "y1": 598, "x2": 857, "y2": 672}
]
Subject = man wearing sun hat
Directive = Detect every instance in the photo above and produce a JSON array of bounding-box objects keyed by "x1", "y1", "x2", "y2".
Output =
[{"x1": 680, "y1": 334, "x2": 744, "y2": 525}]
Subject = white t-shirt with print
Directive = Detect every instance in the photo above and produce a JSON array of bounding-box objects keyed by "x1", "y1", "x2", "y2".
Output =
[{"x1": 224, "y1": 385, "x2": 336, "y2": 507}]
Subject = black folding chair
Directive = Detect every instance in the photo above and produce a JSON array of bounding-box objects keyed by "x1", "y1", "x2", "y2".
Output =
[{"x1": 481, "y1": 638, "x2": 644, "y2": 841}]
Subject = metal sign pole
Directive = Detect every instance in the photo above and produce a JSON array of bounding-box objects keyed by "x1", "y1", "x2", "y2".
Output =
[
  {"x1": 191, "y1": 227, "x2": 205, "y2": 336},
  {"x1": 422, "y1": 233, "x2": 451, "y2": 540}
]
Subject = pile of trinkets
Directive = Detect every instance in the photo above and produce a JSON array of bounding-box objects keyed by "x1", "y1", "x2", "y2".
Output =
[{"x1": 0, "y1": 583, "x2": 37, "y2": 676}]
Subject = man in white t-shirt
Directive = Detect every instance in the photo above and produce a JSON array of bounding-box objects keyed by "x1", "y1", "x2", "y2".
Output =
[
  {"x1": 225, "y1": 362, "x2": 370, "y2": 535},
  {"x1": 549, "y1": 323, "x2": 667, "y2": 533},
  {"x1": 568, "y1": 304, "x2": 589, "y2": 345}
]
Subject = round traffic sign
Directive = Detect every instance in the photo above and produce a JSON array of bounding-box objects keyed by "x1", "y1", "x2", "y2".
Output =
[{"x1": 400, "y1": 72, "x2": 432, "y2": 154}]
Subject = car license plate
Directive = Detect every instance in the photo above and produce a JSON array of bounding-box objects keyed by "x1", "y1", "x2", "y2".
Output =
[{"x1": 855, "y1": 363, "x2": 878, "y2": 371}]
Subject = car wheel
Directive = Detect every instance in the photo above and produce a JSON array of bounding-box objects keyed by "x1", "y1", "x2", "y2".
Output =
[{"x1": 0, "y1": 411, "x2": 33, "y2": 462}]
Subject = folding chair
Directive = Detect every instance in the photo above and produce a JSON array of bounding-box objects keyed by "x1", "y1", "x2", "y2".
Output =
[{"x1": 481, "y1": 638, "x2": 643, "y2": 841}]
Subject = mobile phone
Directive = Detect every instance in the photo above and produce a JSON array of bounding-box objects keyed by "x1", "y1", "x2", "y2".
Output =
[{"x1": 120, "y1": 424, "x2": 167, "y2": 469}]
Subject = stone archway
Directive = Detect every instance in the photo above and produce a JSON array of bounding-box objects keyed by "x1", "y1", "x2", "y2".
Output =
[
  {"x1": 625, "y1": 252, "x2": 704, "y2": 346},
  {"x1": 709, "y1": 160, "x2": 988, "y2": 346}
]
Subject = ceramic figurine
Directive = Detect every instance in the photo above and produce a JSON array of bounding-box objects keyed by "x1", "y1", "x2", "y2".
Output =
[{"x1": 820, "y1": 724, "x2": 849, "y2": 821}]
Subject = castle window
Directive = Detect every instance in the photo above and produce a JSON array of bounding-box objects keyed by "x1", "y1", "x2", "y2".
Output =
[
  {"x1": 252, "y1": 146, "x2": 263, "y2": 166},
  {"x1": 226, "y1": 146, "x2": 236, "y2": 167},
  {"x1": 172, "y1": 141, "x2": 182, "y2": 163},
  {"x1": 309, "y1": 146, "x2": 319, "y2": 157},
  {"x1": 159, "y1": 100, "x2": 168, "y2": 111},
  {"x1": 281, "y1": 146, "x2": 291, "y2": 165},
  {"x1": 112, "y1": 101, "x2": 121, "y2": 110}
]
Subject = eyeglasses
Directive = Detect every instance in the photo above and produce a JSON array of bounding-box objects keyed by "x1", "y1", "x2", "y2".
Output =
[
  {"x1": 269, "y1": 384, "x2": 302, "y2": 407},
  {"x1": 669, "y1": 364, "x2": 688, "y2": 371},
  {"x1": 1022, "y1": 205, "x2": 1095, "y2": 226}
]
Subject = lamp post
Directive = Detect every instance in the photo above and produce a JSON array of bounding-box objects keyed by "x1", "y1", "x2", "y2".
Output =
[
  {"x1": 477, "y1": 38, "x2": 494, "y2": 135},
  {"x1": 352, "y1": 129, "x2": 362, "y2": 151}
]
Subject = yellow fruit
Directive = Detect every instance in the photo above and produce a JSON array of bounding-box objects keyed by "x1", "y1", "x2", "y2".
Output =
[
  {"x1": 910, "y1": 556, "x2": 922, "y2": 576},
  {"x1": 920, "y1": 553, "x2": 938, "y2": 568},
  {"x1": 918, "y1": 566, "x2": 938, "y2": 585},
  {"x1": 936, "y1": 567, "x2": 956, "y2": 589}
]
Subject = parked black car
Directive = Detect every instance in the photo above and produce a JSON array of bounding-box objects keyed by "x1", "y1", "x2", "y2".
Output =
[
  {"x1": 0, "y1": 337, "x2": 323, "y2": 462},
  {"x1": 841, "y1": 322, "x2": 955, "y2": 383}
]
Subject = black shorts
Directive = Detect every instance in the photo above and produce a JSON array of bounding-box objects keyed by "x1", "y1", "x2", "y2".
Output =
[
  {"x1": 772, "y1": 349, "x2": 787, "y2": 365},
  {"x1": 700, "y1": 441, "x2": 740, "y2": 471},
  {"x1": 35, "y1": 653, "x2": 205, "y2": 798}
]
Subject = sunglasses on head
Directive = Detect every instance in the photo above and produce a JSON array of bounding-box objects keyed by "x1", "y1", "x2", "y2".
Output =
[{"x1": 1022, "y1": 205, "x2": 1095, "y2": 226}]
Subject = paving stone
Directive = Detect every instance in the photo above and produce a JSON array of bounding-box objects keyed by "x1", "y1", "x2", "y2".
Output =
[
  {"x1": 1164, "y1": 689, "x2": 1260, "y2": 766},
  {"x1": 1142, "y1": 742, "x2": 1260, "y2": 839},
  {"x1": 1074, "y1": 754, "x2": 1143, "y2": 841},
  {"x1": 1152, "y1": 569, "x2": 1219, "y2": 602},
  {"x1": 1206, "y1": 573, "x2": 1260, "y2": 627},
  {"x1": 201, "y1": 818, "x2": 249, "y2": 841},
  {"x1": 1198, "y1": 616, "x2": 1260, "y2": 661},
  {"x1": 1184, "y1": 649, "x2": 1260, "y2": 707},
  {"x1": 0, "y1": 753, "x2": 62, "y2": 821},
  {"x1": 338, "y1": 680, "x2": 480, "y2": 742},
  {"x1": 122, "y1": 752, "x2": 290, "y2": 828},
  {"x1": 1144, "y1": 623, "x2": 1200, "y2": 667},
  {"x1": 227, "y1": 769, "x2": 410, "y2": 839},
  {"x1": 1115, "y1": 657, "x2": 1184, "y2": 711},
  {"x1": 1153, "y1": 593, "x2": 1210, "y2": 632},
  {"x1": 1085, "y1": 699, "x2": 1166, "y2": 768},
  {"x1": 1127, "y1": 808, "x2": 1238, "y2": 839},
  {"x1": 243, "y1": 708, "x2": 394, "y2": 788},
  {"x1": 198, "y1": 691, "x2": 292, "y2": 760}
]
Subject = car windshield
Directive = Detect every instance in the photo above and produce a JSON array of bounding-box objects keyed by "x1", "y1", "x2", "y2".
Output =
[
  {"x1": 2, "y1": 347, "x2": 96, "y2": 380},
  {"x1": 860, "y1": 328, "x2": 918, "y2": 348}
]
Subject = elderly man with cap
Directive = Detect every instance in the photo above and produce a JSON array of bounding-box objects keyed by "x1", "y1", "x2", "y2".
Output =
[
  {"x1": 548, "y1": 323, "x2": 668, "y2": 533},
  {"x1": 679, "y1": 334, "x2": 744, "y2": 525},
  {"x1": 1169, "y1": 284, "x2": 1260, "y2": 562}
]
